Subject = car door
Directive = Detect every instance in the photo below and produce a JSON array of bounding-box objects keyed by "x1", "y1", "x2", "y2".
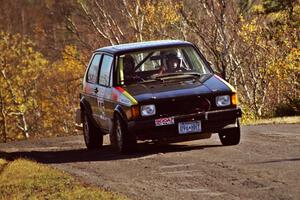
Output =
[
  {"x1": 84, "y1": 53, "x2": 102, "y2": 127},
  {"x1": 97, "y1": 54, "x2": 114, "y2": 131}
]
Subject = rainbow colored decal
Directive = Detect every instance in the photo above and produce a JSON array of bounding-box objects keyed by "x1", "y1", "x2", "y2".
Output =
[{"x1": 112, "y1": 86, "x2": 138, "y2": 106}]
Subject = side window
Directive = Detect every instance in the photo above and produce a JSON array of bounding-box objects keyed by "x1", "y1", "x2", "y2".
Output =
[
  {"x1": 87, "y1": 54, "x2": 101, "y2": 83},
  {"x1": 99, "y1": 55, "x2": 113, "y2": 86}
]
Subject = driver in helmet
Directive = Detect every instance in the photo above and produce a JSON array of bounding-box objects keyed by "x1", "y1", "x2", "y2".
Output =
[
  {"x1": 123, "y1": 54, "x2": 143, "y2": 84},
  {"x1": 159, "y1": 53, "x2": 181, "y2": 74}
]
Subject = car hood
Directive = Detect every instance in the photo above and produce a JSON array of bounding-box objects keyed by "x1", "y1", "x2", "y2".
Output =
[{"x1": 123, "y1": 74, "x2": 232, "y2": 103}]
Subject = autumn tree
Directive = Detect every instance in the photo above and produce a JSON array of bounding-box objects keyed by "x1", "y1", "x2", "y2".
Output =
[
  {"x1": 237, "y1": 0, "x2": 300, "y2": 116},
  {"x1": 36, "y1": 45, "x2": 86, "y2": 137},
  {"x1": 65, "y1": 0, "x2": 182, "y2": 50},
  {"x1": 180, "y1": 0, "x2": 299, "y2": 117},
  {"x1": 180, "y1": 0, "x2": 243, "y2": 80},
  {"x1": 0, "y1": 0, "x2": 75, "y2": 61},
  {"x1": 0, "y1": 32, "x2": 47, "y2": 142}
]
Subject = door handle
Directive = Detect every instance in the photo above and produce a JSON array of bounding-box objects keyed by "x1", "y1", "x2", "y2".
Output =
[{"x1": 94, "y1": 88, "x2": 98, "y2": 93}]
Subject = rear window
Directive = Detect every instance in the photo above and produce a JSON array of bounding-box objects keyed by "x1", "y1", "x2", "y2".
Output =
[
  {"x1": 99, "y1": 55, "x2": 113, "y2": 86},
  {"x1": 87, "y1": 54, "x2": 101, "y2": 83}
]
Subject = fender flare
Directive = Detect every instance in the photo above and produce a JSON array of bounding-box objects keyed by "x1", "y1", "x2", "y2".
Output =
[
  {"x1": 80, "y1": 97, "x2": 101, "y2": 130},
  {"x1": 113, "y1": 105, "x2": 129, "y2": 123},
  {"x1": 108, "y1": 105, "x2": 128, "y2": 136},
  {"x1": 80, "y1": 96, "x2": 92, "y2": 120}
]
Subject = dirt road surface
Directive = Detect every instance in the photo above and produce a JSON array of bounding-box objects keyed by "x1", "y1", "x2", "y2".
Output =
[{"x1": 0, "y1": 124, "x2": 299, "y2": 200}]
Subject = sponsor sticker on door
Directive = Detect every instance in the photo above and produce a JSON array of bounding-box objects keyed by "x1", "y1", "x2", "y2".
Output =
[{"x1": 155, "y1": 117, "x2": 175, "y2": 126}]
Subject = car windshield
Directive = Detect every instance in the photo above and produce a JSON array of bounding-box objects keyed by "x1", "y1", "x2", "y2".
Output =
[{"x1": 117, "y1": 46, "x2": 212, "y2": 85}]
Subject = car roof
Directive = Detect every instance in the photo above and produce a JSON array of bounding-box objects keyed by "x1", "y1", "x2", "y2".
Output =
[{"x1": 95, "y1": 40, "x2": 193, "y2": 54}]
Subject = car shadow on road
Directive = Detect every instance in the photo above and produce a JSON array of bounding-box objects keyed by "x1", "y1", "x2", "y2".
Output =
[
  {"x1": 253, "y1": 158, "x2": 300, "y2": 164},
  {"x1": 0, "y1": 142, "x2": 222, "y2": 164}
]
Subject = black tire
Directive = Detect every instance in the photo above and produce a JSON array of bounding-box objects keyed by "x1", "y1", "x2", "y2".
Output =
[
  {"x1": 83, "y1": 112, "x2": 103, "y2": 150},
  {"x1": 111, "y1": 114, "x2": 137, "y2": 153},
  {"x1": 218, "y1": 120, "x2": 241, "y2": 146}
]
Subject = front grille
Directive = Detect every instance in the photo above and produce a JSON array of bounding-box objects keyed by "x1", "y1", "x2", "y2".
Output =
[{"x1": 155, "y1": 96, "x2": 211, "y2": 116}]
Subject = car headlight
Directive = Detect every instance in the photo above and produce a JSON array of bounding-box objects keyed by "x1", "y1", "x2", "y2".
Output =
[
  {"x1": 140, "y1": 104, "x2": 156, "y2": 116},
  {"x1": 216, "y1": 95, "x2": 230, "y2": 107}
]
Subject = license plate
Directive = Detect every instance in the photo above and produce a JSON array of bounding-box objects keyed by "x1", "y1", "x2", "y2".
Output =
[{"x1": 178, "y1": 121, "x2": 201, "y2": 134}]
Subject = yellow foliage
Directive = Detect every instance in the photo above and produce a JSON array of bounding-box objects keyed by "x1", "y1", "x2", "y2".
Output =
[
  {"x1": 238, "y1": 4, "x2": 300, "y2": 116},
  {"x1": 143, "y1": 0, "x2": 182, "y2": 39},
  {"x1": 145, "y1": 1, "x2": 181, "y2": 28},
  {"x1": 0, "y1": 33, "x2": 87, "y2": 140},
  {"x1": 251, "y1": 4, "x2": 265, "y2": 13},
  {"x1": 38, "y1": 45, "x2": 85, "y2": 136},
  {"x1": 0, "y1": 32, "x2": 48, "y2": 140},
  {"x1": 286, "y1": 48, "x2": 300, "y2": 71}
]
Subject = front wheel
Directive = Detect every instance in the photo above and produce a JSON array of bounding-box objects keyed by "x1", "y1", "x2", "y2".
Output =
[
  {"x1": 218, "y1": 120, "x2": 241, "y2": 146},
  {"x1": 83, "y1": 112, "x2": 103, "y2": 150},
  {"x1": 111, "y1": 114, "x2": 137, "y2": 153}
]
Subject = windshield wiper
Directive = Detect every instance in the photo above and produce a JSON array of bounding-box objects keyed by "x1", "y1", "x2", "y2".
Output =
[
  {"x1": 155, "y1": 72, "x2": 202, "y2": 79},
  {"x1": 125, "y1": 78, "x2": 163, "y2": 85},
  {"x1": 154, "y1": 72, "x2": 212, "y2": 82},
  {"x1": 139, "y1": 79, "x2": 163, "y2": 83}
]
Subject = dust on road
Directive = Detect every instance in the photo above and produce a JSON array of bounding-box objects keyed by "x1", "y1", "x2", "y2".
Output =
[{"x1": 0, "y1": 124, "x2": 299, "y2": 200}]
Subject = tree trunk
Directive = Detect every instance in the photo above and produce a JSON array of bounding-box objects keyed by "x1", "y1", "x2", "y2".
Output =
[
  {"x1": 1, "y1": 112, "x2": 7, "y2": 143},
  {"x1": 21, "y1": 114, "x2": 29, "y2": 139},
  {"x1": 0, "y1": 90, "x2": 7, "y2": 143}
]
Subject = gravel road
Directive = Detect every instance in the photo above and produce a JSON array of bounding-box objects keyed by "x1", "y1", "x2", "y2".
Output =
[{"x1": 0, "y1": 124, "x2": 299, "y2": 200}]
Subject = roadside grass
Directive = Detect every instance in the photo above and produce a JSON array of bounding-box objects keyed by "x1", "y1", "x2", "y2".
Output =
[
  {"x1": 242, "y1": 116, "x2": 300, "y2": 125},
  {"x1": 0, "y1": 158, "x2": 126, "y2": 200},
  {"x1": 0, "y1": 159, "x2": 7, "y2": 166}
]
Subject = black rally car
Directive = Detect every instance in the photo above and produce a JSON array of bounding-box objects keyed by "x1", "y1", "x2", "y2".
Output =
[{"x1": 76, "y1": 40, "x2": 242, "y2": 152}]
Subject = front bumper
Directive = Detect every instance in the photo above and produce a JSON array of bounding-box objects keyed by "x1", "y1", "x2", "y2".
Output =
[{"x1": 128, "y1": 107, "x2": 242, "y2": 140}]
